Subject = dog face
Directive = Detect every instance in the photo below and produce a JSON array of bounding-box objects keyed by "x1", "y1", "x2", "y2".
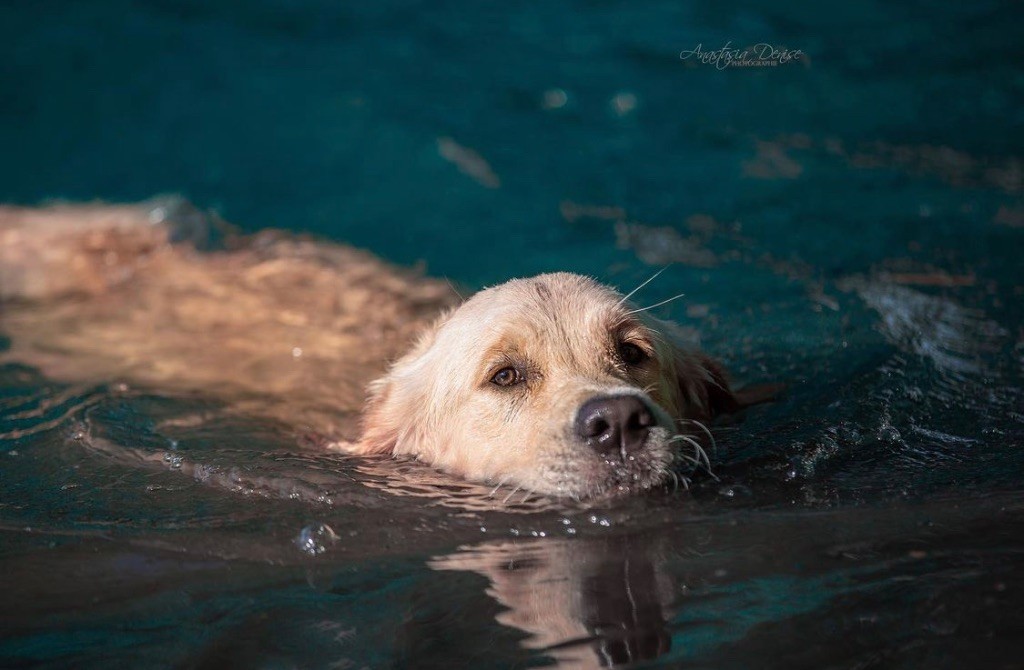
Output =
[{"x1": 357, "y1": 272, "x2": 737, "y2": 500}]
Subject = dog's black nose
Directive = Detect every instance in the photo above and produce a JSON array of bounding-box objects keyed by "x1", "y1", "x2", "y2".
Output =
[{"x1": 575, "y1": 395, "x2": 654, "y2": 457}]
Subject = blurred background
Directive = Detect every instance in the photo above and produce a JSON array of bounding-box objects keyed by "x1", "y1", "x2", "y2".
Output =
[{"x1": 2, "y1": 0, "x2": 1020, "y2": 288}]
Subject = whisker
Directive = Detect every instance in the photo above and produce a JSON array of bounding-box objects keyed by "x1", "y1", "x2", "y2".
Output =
[
  {"x1": 520, "y1": 488, "x2": 534, "y2": 505},
  {"x1": 667, "y1": 441, "x2": 703, "y2": 469},
  {"x1": 668, "y1": 434, "x2": 718, "y2": 480},
  {"x1": 668, "y1": 469, "x2": 680, "y2": 493},
  {"x1": 488, "y1": 476, "x2": 510, "y2": 499},
  {"x1": 685, "y1": 419, "x2": 718, "y2": 458},
  {"x1": 616, "y1": 266, "x2": 670, "y2": 307},
  {"x1": 674, "y1": 452, "x2": 703, "y2": 470},
  {"x1": 502, "y1": 484, "x2": 522, "y2": 505},
  {"x1": 628, "y1": 291, "x2": 686, "y2": 315},
  {"x1": 445, "y1": 278, "x2": 465, "y2": 302}
]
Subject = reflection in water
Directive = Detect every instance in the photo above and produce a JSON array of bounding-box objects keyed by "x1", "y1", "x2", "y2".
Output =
[{"x1": 431, "y1": 535, "x2": 672, "y2": 667}]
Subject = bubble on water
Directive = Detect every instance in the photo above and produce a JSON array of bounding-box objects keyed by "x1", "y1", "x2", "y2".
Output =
[
  {"x1": 295, "y1": 522, "x2": 339, "y2": 556},
  {"x1": 719, "y1": 484, "x2": 753, "y2": 498}
]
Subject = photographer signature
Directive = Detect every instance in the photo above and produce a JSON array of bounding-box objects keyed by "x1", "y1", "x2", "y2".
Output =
[{"x1": 680, "y1": 42, "x2": 805, "y2": 69}]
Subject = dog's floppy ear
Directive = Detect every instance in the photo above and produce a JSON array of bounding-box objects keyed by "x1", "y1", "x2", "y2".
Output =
[
  {"x1": 693, "y1": 353, "x2": 740, "y2": 417},
  {"x1": 642, "y1": 316, "x2": 729, "y2": 420},
  {"x1": 674, "y1": 350, "x2": 782, "y2": 421},
  {"x1": 649, "y1": 316, "x2": 776, "y2": 421},
  {"x1": 355, "y1": 309, "x2": 452, "y2": 455},
  {"x1": 668, "y1": 348, "x2": 739, "y2": 421},
  {"x1": 356, "y1": 375, "x2": 402, "y2": 454}
]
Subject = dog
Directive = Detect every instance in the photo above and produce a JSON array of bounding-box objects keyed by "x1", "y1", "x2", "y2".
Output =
[{"x1": 0, "y1": 200, "x2": 767, "y2": 500}]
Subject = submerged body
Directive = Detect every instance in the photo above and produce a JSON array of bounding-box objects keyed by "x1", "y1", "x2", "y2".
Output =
[{"x1": 1, "y1": 201, "x2": 748, "y2": 499}]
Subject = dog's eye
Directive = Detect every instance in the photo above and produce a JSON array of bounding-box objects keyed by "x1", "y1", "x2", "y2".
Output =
[
  {"x1": 491, "y1": 366, "x2": 523, "y2": 387},
  {"x1": 618, "y1": 342, "x2": 647, "y2": 366}
]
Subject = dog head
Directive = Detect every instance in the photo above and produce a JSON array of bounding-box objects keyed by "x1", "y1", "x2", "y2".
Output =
[{"x1": 357, "y1": 272, "x2": 738, "y2": 499}]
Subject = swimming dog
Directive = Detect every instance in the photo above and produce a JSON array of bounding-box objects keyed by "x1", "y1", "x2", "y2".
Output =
[{"x1": 1, "y1": 200, "x2": 762, "y2": 500}]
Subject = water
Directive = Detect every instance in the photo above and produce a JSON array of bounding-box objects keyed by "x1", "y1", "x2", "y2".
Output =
[{"x1": 2, "y1": 1, "x2": 1023, "y2": 667}]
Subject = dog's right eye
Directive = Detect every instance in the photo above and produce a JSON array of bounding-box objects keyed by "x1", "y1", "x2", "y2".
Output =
[
  {"x1": 618, "y1": 342, "x2": 648, "y2": 366},
  {"x1": 490, "y1": 366, "x2": 523, "y2": 387}
]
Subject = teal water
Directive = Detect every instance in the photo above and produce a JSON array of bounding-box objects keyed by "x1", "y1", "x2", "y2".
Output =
[{"x1": 2, "y1": 1, "x2": 1023, "y2": 668}]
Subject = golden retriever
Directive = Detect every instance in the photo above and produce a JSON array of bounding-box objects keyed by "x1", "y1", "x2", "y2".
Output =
[{"x1": 0, "y1": 201, "x2": 758, "y2": 501}]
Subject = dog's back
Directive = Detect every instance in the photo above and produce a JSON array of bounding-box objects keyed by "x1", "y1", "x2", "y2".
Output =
[{"x1": 0, "y1": 201, "x2": 458, "y2": 437}]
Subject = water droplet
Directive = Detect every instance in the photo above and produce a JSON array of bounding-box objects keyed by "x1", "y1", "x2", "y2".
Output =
[
  {"x1": 877, "y1": 425, "x2": 902, "y2": 443},
  {"x1": 719, "y1": 484, "x2": 753, "y2": 498},
  {"x1": 295, "y1": 522, "x2": 339, "y2": 556}
]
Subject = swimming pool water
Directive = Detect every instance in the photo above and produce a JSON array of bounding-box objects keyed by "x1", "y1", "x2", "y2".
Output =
[{"x1": 2, "y1": 1, "x2": 1022, "y2": 667}]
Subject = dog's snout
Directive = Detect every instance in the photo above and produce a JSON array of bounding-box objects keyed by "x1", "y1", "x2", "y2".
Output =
[{"x1": 575, "y1": 395, "x2": 654, "y2": 457}]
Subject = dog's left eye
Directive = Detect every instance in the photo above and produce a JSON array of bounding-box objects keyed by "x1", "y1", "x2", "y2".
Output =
[
  {"x1": 618, "y1": 342, "x2": 647, "y2": 366},
  {"x1": 491, "y1": 366, "x2": 523, "y2": 387}
]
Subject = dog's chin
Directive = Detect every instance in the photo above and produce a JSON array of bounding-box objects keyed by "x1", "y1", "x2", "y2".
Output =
[{"x1": 528, "y1": 428, "x2": 675, "y2": 502}]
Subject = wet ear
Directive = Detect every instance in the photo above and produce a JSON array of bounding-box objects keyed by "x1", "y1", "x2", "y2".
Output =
[
  {"x1": 648, "y1": 315, "x2": 778, "y2": 420},
  {"x1": 671, "y1": 350, "x2": 739, "y2": 420},
  {"x1": 356, "y1": 375, "x2": 402, "y2": 454},
  {"x1": 693, "y1": 354, "x2": 740, "y2": 417},
  {"x1": 643, "y1": 316, "x2": 738, "y2": 420},
  {"x1": 675, "y1": 351, "x2": 782, "y2": 420},
  {"x1": 355, "y1": 309, "x2": 452, "y2": 455}
]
